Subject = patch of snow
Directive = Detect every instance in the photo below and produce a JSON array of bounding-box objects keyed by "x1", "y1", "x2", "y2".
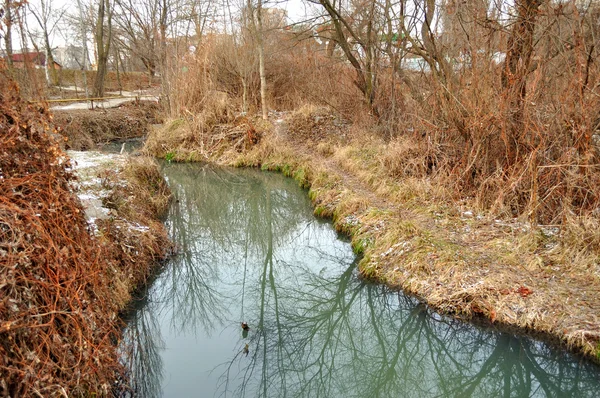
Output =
[{"x1": 67, "y1": 151, "x2": 123, "y2": 171}]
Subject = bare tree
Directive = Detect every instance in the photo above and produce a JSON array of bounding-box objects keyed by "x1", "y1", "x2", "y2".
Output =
[
  {"x1": 27, "y1": 0, "x2": 66, "y2": 85},
  {"x1": 75, "y1": 0, "x2": 91, "y2": 98},
  {"x1": 1, "y1": 0, "x2": 17, "y2": 69},
  {"x1": 113, "y1": 0, "x2": 161, "y2": 78},
  {"x1": 247, "y1": 0, "x2": 268, "y2": 119},
  {"x1": 93, "y1": 0, "x2": 113, "y2": 97},
  {"x1": 502, "y1": 0, "x2": 544, "y2": 136},
  {"x1": 311, "y1": 0, "x2": 386, "y2": 111}
]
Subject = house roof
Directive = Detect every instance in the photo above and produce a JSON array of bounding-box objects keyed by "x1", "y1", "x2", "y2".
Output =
[
  {"x1": 10, "y1": 52, "x2": 47, "y2": 65},
  {"x1": 6, "y1": 52, "x2": 61, "y2": 67}
]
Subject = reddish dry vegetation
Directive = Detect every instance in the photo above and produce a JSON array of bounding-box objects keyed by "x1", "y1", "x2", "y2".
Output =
[{"x1": 0, "y1": 69, "x2": 168, "y2": 395}]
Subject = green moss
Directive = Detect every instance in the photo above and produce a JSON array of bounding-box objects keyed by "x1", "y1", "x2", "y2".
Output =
[
  {"x1": 282, "y1": 163, "x2": 293, "y2": 177},
  {"x1": 293, "y1": 167, "x2": 310, "y2": 189},
  {"x1": 165, "y1": 151, "x2": 176, "y2": 162},
  {"x1": 351, "y1": 237, "x2": 372, "y2": 255},
  {"x1": 314, "y1": 205, "x2": 327, "y2": 217}
]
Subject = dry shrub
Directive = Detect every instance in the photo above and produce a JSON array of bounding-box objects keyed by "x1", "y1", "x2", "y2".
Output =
[
  {"x1": 0, "y1": 66, "x2": 123, "y2": 396},
  {"x1": 167, "y1": 27, "x2": 366, "y2": 118},
  {"x1": 378, "y1": 2, "x2": 600, "y2": 224},
  {"x1": 381, "y1": 135, "x2": 446, "y2": 179},
  {"x1": 285, "y1": 105, "x2": 348, "y2": 142},
  {"x1": 54, "y1": 101, "x2": 163, "y2": 150},
  {"x1": 101, "y1": 156, "x2": 172, "y2": 231},
  {"x1": 0, "y1": 67, "x2": 170, "y2": 395}
]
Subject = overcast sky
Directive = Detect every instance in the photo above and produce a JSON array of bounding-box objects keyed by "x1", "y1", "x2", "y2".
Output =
[{"x1": 9, "y1": 0, "x2": 318, "y2": 52}]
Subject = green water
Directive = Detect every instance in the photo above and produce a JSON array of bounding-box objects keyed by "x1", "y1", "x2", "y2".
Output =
[{"x1": 122, "y1": 163, "x2": 600, "y2": 397}]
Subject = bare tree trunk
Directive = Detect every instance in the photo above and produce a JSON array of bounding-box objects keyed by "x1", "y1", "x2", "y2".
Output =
[
  {"x1": 113, "y1": 42, "x2": 122, "y2": 94},
  {"x1": 3, "y1": 0, "x2": 13, "y2": 69},
  {"x1": 93, "y1": 0, "x2": 112, "y2": 97},
  {"x1": 242, "y1": 77, "x2": 248, "y2": 113},
  {"x1": 43, "y1": 32, "x2": 58, "y2": 85},
  {"x1": 159, "y1": 0, "x2": 170, "y2": 113},
  {"x1": 421, "y1": 0, "x2": 453, "y2": 84},
  {"x1": 256, "y1": 0, "x2": 267, "y2": 120},
  {"x1": 76, "y1": 0, "x2": 90, "y2": 99},
  {"x1": 246, "y1": 0, "x2": 268, "y2": 119},
  {"x1": 501, "y1": 0, "x2": 543, "y2": 158}
]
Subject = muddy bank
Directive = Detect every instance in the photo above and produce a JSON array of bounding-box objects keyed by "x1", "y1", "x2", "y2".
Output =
[
  {"x1": 0, "y1": 70, "x2": 170, "y2": 395},
  {"x1": 144, "y1": 107, "x2": 600, "y2": 364},
  {"x1": 53, "y1": 101, "x2": 163, "y2": 150}
]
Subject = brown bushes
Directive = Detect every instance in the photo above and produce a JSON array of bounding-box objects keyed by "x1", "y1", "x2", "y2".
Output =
[
  {"x1": 0, "y1": 67, "x2": 170, "y2": 395},
  {"x1": 0, "y1": 67, "x2": 122, "y2": 395},
  {"x1": 158, "y1": 2, "x2": 600, "y2": 225}
]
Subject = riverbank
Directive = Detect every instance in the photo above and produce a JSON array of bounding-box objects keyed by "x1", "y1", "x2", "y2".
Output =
[
  {"x1": 53, "y1": 101, "x2": 162, "y2": 150},
  {"x1": 144, "y1": 106, "x2": 600, "y2": 363},
  {"x1": 0, "y1": 70, "x2": 171, "y2": 395}
]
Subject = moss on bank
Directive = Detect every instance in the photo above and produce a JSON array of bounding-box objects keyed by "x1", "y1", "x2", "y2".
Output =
[{"x1": 143, "y1": 107, "x2": 600, "y2": 364}]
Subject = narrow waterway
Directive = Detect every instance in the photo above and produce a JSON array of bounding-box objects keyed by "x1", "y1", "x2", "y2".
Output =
[{"x1": 121, "y1": 162, "x2": 600, "y2": 397}]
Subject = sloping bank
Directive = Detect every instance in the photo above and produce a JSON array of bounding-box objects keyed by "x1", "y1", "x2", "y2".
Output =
[
  {"x1": 144, "y1": 104, "x2": 600, "y2": 365},
  {"x1": 0, "y1": 73, "x2": 170, "y2": 395}
]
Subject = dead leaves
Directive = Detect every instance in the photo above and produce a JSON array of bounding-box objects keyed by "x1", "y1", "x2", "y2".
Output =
[{"x1": 498, "y1": 285, "x2": 534, "y2": 297}]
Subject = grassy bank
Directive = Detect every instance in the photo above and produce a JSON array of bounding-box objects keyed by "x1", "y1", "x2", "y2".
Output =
[
  {"x1": 0, "y1": 69, "x2": 171, "y2": 395},
  {"x1": 144, "y1": 106, "x2": 600, "y2": 364}
]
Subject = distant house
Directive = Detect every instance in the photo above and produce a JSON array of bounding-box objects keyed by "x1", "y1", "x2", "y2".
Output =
[
  {"x1": 7, "y1": 52, "x2": 62, "y2": 70},
  {"x1": 54, "y1": 46, "x2": 86, "y2": 70}
]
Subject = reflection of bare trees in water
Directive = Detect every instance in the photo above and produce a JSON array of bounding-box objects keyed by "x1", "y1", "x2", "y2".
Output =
[
  {"x1": 122, "y1": 163, "x2": 600, "y2": 397},
  {"x1": 220, "y1": 263, "x2": 600, "y2": 398},
  {"x1": 121, "y1": 163, "x2": 317, "y2": 395},
  {"x1": 120, "y1": 294, "x2": 165, "y2": 398}
]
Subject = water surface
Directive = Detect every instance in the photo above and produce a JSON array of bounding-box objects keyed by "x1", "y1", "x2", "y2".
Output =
[{"x1": 122, "y1": 163, "x2": 600, "y2": 397}]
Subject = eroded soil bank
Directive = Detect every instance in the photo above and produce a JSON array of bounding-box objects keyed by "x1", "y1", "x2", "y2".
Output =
[
  {"x1": 53, "y1": 101, "x2": 163, "y2": 151},
  {"x1": 144, "y1": 106, "x2": 600, "y2": 364},
  {"x1": 0, "y1": 72, "x2": 170, "y2": 395}
]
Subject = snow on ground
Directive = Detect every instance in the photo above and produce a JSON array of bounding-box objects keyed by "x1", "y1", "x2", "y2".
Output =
[
  {"x1": 67, "y1": 150, "x2": 125, "y2": 227},
  {"x1": 51, "y1": 95, "x2": 159, "y2": 111}
]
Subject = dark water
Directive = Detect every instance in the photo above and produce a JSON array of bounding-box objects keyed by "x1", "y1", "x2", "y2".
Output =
[{"x1": 122, "y1": 163, "x2": 600, "y2": 397}]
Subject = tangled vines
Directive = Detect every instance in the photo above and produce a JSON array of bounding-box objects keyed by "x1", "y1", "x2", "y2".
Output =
[{"x1": 0, "y1": 67, "x2": 145, "y2": 396}]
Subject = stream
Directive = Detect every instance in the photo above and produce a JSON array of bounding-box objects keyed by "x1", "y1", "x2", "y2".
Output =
[{"x1": 121, "y1": 162, "x2": 600, "y2": 397}]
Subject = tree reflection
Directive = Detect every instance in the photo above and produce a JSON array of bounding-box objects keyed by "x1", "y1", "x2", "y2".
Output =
[{"x1": 123, "y1": 163, "x2": 600, "y2": 397}]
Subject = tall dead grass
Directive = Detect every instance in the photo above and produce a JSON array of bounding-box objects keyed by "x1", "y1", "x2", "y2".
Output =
[{"x1": 158, "y1": 2, "x2": 600, "y2": 225}]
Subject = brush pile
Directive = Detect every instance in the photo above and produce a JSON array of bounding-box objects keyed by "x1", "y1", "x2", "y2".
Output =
[{"x1": 0, "y1": 68, "x2": 168, "y2": 395}]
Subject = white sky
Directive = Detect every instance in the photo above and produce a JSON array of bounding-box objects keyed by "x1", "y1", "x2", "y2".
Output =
[{"x1": 9, "y1": 0, "x2": 318, "y2": 52}]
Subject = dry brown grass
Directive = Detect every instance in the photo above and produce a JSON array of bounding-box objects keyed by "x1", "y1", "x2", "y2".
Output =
[{"x1": 144, "y1": 93, "x2": 269, "y2": 162}]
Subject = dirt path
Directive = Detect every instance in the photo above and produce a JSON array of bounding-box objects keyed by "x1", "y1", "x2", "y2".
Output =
[{"x1": 273, "y1": 117, "x2": 392, "y2": 211}]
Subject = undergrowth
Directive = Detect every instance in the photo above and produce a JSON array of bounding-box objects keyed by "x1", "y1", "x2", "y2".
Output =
[{"x1": 0, "y1": 66, "x2": 170, "y2": 395}]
